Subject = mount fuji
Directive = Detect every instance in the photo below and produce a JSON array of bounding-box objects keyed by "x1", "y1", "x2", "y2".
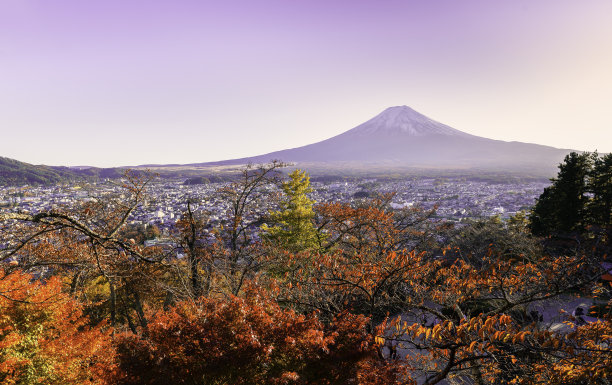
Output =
[{"x1": 188, "y1": 106, "x2": 572, "y2": 174}]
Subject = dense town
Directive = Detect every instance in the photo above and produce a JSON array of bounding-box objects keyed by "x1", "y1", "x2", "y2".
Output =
[{"x1": 1, "y1": 176, "x2": 549, "y2": 235}]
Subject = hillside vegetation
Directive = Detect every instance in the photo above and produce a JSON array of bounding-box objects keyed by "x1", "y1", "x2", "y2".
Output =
[{"x1": 0, "y1": 156, "x2": 124, "y2": 186}]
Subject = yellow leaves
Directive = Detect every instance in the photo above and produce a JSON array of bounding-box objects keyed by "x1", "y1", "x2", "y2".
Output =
[
  {"x1": 374, "y1": 336, "x2": 385, "y2": 346},
  {"x1": 431, "y1": 324, "x2": 442, "y2": 340},
  {"x1": 446, "y1": 320, "x2": 454, "y2": 332}
]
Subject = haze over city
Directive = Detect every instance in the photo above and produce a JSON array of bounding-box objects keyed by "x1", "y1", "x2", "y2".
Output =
[{"x1": 1, "y1": 0, "x2": 611, "y2": 167}]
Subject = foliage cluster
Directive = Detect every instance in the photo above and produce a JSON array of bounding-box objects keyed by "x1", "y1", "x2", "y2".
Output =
[{"x1": 0, "y1": 270, "x2": 114, "y2": 385}]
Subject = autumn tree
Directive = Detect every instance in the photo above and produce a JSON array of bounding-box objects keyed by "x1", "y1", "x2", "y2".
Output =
[
  {"x1": 0, "y1": 171, "x2": 166, "y2": 331},
  {"x1": 375, "y1": 249, "x2": 610, "y2": 384},
  {"x1": 266, "y1": 194, "x2": 610, "y2": 384},
  {"x1": 274, "y1": 249, "x2": 432, "y2": 325},
  {"x1": 529, "y1": 308, "x2": 612, "y2": 384},
  {"x1": 0, "y1": 269, "x2": 114, "y2": 385},
  {"x1": 315, "y1": 194, "x2": 443, "y2": 257},
  {"x1": 272, "y1": 196, "x2": 445, "y2": 322},
  {"x1": 111, "y1": 288, "x2": 408, "y2": 385},
  {"x1": 212, "y1": 160, "x2": 288, "y2": 295}
]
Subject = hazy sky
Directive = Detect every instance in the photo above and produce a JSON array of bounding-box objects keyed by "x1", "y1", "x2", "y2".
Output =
[{"x1": 1, "y1": 0, "x2": 611, "y2": 167}]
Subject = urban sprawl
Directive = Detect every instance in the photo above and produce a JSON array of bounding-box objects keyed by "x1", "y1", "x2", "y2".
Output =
[{"x1": 1, "y1": 177, "x2": 549, "y2": 237}]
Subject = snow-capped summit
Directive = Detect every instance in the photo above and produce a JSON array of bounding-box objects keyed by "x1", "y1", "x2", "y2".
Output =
[{"x1": 346, "y1": 106, "x2": 471, "y2": 137}]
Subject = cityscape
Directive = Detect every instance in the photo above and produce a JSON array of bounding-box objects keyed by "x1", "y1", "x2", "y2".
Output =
[{"x1": 1, "y1": 175, "x2": 549, "y2": 236}]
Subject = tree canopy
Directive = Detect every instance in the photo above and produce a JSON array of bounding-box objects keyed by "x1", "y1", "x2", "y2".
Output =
[{"x1": 262, "y1": 169, "x2": 320, "y2": 253}]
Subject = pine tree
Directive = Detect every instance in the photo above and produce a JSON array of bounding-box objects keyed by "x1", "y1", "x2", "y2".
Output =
[
  {"x1": 529, "y1": 151, "x2": 612, "y2": 237},
  {"x1": 530, "y1": 152, "x2": 593, "y2": 235},
  {"x1": 587, "y1": 152, "x2": 612, "y2": 228},
  {"x1": 262, "y1": 169, "x2": 320, "y2": 252}
]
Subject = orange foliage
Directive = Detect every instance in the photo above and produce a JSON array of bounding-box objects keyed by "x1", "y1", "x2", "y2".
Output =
[
  {"x1": 111, "y1": 288, "x2": 409, "y2": 385},
  {"x1": 376, "y1": 253, "x2": 612, "y2": 384},
  {"x1": 0, "y1": 269, "x2": 114, "y2": 385},
  {"x1": 316, "y1": 194, "x2": 441, "y2": 256}
]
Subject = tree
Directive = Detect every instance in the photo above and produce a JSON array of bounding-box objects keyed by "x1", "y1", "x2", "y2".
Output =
[
  {"x1": 0, "y1": 171, "x2": 164, "y2": 331},
  {"x1": 262, "y1": 169, "x2": 320, "y2": 253},
  {"x1": 530, "y1": 152, "x2": 592, "y2": 236},
  {"x1": 267, "y1": 194, "x2": 609, "y2": 384},
  {"x1": 169, "y1": 200, "x2": 212, "y2": 300},
  {"x1": 587, "y1": 152, "x2": 612, "y2": 228},
  {"x1": 0, "y1": 269, "x2": 114, "y2": 385},
  {"x1": 445, "y1": 215, "x2": 542, "y2": 267},
  {"x1": 271, "y1": 197, "x2": 445, "y2": 322},
  {"x1": 375, "y1": 249, "x2": 610, "y2": 385},
  {"x1": 214, "y1": 160, "x2": 288, "y2": 295},
  {"x1": 111, "y1": 288, "x2": 408, "y2": 385},
  {"x1": 315, "y1": 194, "x2": 443, "y2": 257}
]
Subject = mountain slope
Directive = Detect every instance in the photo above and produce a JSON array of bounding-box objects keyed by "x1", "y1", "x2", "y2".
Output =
[
  {"x1": 0, "y1": 157, "x2": 123, "y2": 186},
  {"x1": 0, "y1": 157, "x2": 78, "y2": 185},
  {"x1": 195, "y1": 106, "x2": 572, "y2": 173}
]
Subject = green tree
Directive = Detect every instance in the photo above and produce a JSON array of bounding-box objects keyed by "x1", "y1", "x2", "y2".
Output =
[
  {"x1": 587, "y1": 152, "x2": 612, "y2": 228},
  {"x1": 263, "y1": 169, "x2": 320, "y2": 253},
  {"x1": 530, "y1": 152, "x2": 593, "y2": 235}
]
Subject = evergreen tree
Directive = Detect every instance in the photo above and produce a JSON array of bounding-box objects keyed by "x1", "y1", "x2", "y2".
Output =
[
  {"x1": 529, "y1": 185, "x2": 557, "y2": 236},
  {"x1": 587, "y1": 152, "x2": 612, "y2": 228},
  {"x1": 529, "y1": 151, "x2": 612, "y2": 237},
  {"x1": 530, "y1": 152, "x2": 592, "y2": 235},
  {"x1": 262, "y1": 169, "x2": 320, "y2": 252}
]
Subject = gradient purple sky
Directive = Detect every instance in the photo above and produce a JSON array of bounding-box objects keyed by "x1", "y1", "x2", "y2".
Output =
[{"x1": 1, "y1": 0, "x2": 611, "y2": 167}]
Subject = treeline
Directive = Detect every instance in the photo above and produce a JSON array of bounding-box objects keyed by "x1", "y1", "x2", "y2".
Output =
[{"x1": 0, "y1": 159, "x2": 610, "y2": 384}]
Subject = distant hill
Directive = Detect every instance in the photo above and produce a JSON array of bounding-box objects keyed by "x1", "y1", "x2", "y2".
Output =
[
  {"x1": 185, "y1": 106, "x2": 573, "y2": 176},
  {"x1": 0, "y1": 157, "x2": 124, "y2": 186}
]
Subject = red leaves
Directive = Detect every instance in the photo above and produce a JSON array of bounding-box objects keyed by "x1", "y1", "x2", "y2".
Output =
[{"x1": 111, "y1": 292, "x2": 407, "y2": 385}]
